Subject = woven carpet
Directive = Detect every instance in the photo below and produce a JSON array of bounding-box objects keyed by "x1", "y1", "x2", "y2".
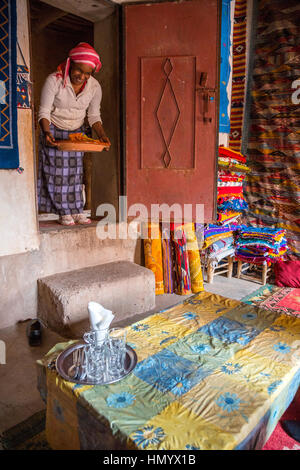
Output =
[
  {"x1": 241, "y1": 284, "x2": 300, "y2": 317},
  {"x1": 219, "y1": 0, "x2": 232, "y2": 133},
  {"x1": 244, "y1": 0, "x2": 300, "y2": 258},
  {"x1": 228, "y1": 0, "x2": 247, "y2": 151},
  {"x1": 0, "y1": 0, "x2": 19, "y2": 169}
]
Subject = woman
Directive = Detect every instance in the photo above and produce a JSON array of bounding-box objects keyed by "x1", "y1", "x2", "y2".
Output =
[{"x1": 37, "y1": 42, "x2": 110, "y2": 225}]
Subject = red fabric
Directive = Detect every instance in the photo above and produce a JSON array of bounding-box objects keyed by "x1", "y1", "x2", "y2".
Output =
[
  {"x1": 219, "y1": 169, "x2": 245, "y2": 179},
  {"x1": 274, "y1": 259, "x2": 300, "y2": 287},
  {"x1": 218, "y1": 145, "x2": 247, "y2": 163},
  {"x1": 218, "y1": 175, "x2": 245, "y2": 182},
  {"x1": 262, "y1": 389, "x2": 300, "y2": 450},
  {"x1": 217, "y1": 186, "x2": 244, "y2": 196},
  {"x1": 56, "y1": 42, "x2": 102, "y2": 87},
  {"x1": 262, "y1": 422, "x2": 300, "y2": 450}
]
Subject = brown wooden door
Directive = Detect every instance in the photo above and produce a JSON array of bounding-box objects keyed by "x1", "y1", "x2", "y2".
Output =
[{"x1": 124, "y1": 0, "x2": 220, "y2": 222}]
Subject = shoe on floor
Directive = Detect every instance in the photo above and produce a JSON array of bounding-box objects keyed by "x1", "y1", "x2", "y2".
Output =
[
  {"x1": 59, "y1": 215, "x2": 75, "y2": 226},
  {"x1": 73, "y1": 213, "x2": 91, "y2": 225},
  {"x1": 27, "y1": 319, "x2": 42, "y2": 347}
]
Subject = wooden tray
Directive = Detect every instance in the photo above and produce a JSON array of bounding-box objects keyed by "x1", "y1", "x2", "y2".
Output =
[{"x1": 55, "y1": 140, "x2": 110, "y2": 152}]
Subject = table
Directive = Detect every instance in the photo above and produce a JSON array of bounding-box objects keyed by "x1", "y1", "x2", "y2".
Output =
[{"x1": 37, "y1": 291, "x2": 300, "y2": 450}]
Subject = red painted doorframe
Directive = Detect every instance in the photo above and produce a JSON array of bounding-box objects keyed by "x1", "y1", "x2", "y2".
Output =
[{"x1": 123, "y1": 0, "x2": 220, "y2": 222}]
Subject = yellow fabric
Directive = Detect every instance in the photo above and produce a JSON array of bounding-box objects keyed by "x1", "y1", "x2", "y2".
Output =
[
  {"x1": 37, "y1": 340, "x2": 92, "y2": 450},
  {"x1": 46, "y1": 370, "x2": 81, "y2": 450},
  {"x1": 184, "y1": 223, "x2": 204, "y2": 293},
  {"x1": 143, "y1": 223, "x2": 164, "y2": 295},
  {"x1": 218, "y1": 211, "x2": 240, "y2": 222},
  {"x1": 202, "y1": 231, "x2": 234, "y2": 249},
  {"x1": 218, "y1": 160, "x2": 250, "y2": 173}
]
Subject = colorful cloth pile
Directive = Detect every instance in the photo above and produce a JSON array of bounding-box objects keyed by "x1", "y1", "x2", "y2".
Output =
[
  {"x1": 203, "y1": 224, "x2": 235, "y2": 268},
  {"x1": 144, "y1": 223, "x2": 204, "y2": 296},
  {"x1": 235, "y1": 227, "x2": 288, "y2": 264},
  {"x1": 208, "y1": 236, "x2": 234, "y2": 259},
  {"x1": 207, "y1": 237, "x2": 235, "y2": 268},
  {"x1": 217, "y1": 146, "x2": 250, "y2": 224},
  {"x1": 203, "y1": 224, "x2": 234, "y2": 249}
]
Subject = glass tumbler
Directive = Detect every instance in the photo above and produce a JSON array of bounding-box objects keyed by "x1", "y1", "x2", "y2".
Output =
[
  {"x1": 108, "y1": 328, "x2": 127, "y2": 378},
  {"x1": 83, "y1": 329, "x2": 109, "y2": 382},
  {"x1": 85, "y1": 340, "x2": 108, "y2": 382},
  {"x1": 83, "y1": 328, "x2": 109, "y2": 345}
]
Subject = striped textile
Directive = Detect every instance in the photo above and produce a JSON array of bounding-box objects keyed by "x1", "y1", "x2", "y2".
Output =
[
  {"x1": 171, "y1": 224, "x2": 192, "y2": 295},
  {"x1": 235, "y1": 226, "x2": 288, "y2": 263},
  {"x1": 219, "y1": 146, "x2": 247, "y2": 163},
  {"x1": 208, "y1": 237, "x2": 234, "y2": 256},
  {"x1": 161, "y1": 226, "x2": 176, "y2": 294},
  {"x1": 0, "y1": 0, "x2": 19, "y2": 169},
  {"x1": 244, "y1": 0, "x2": 300, "y2": 258},
  {"x1": 217, "y1": 146, "x2": 250, "y2": 223},
  {"x1": 184, "y1": 223, "x2": 204, "y2": 294},
  {"x1": 37, "y1": 124, "x2": 85, "y2": 215},
  {"x1": 228, "y1": 0, "x2": 247, "y2": 151},
  {"x1": 219, "y1": 0, "x2": 232, "y2": 132}
]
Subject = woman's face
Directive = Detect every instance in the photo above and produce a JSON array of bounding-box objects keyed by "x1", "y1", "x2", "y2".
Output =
[{"x1": 70, "y1": 62, "x2": 94, "y2": 86}]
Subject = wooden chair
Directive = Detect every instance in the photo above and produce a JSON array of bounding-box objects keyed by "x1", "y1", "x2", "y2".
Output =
[
  {"x1": 206, "y1": 255, "x2": 234, "y2": 284},
  {"x1": 236, "y1": 259, "x2": 272, "y2": 285}
]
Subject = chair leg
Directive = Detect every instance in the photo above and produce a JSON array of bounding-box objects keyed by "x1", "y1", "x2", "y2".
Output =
[
  {"x1": 207, "y1": 260, "x2": 214, "y2": 284},
  {"x1": 227, "y1": 257, "x2": 233, "y2": 278},
  {"x1": 262, "y1": 262, "x2": 267, "y2": 285},
  {"x1": 237, "y1": 260, "x2": 242, "y2": 279}
]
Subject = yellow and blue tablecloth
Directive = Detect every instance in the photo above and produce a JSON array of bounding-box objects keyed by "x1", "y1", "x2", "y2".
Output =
[{"x1": 37, "y1": 292, "x2": 300, "y2": 450}]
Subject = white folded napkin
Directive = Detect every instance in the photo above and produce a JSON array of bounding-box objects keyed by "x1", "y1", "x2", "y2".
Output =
[{"x1": 87, "y1": 301, "x2": 115, "y2": 344}]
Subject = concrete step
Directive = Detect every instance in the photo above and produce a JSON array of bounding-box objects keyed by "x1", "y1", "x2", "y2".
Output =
[
  {"x1": 0, "y1": 222, "x2": 142, "y2": 330},
  {"x1": 37, "y1": 260, "x2": 155, "y2": 338}
]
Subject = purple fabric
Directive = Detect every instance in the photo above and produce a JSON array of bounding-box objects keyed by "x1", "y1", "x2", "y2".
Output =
[{"x1": 37, "y1": 124, "x2": 85, "y2": 215}]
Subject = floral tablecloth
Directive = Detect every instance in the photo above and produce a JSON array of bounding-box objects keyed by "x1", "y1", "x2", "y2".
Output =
[{"x1": 37, "y1": 292, "x2": 300, "y2": 450}]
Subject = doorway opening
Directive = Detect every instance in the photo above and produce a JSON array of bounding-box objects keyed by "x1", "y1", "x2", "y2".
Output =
[{"x1": 29, "y1": 0, "x2": 94, "y2": 227}]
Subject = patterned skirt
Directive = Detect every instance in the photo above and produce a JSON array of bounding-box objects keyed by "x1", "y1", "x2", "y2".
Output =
[{"x1": 37, "y1": 123, "x2": 85, "y2": 216}]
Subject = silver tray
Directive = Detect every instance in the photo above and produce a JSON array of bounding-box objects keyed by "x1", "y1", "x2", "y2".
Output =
[{"x1": 55, "y1": 341, "x2": 137, "y2": 385}]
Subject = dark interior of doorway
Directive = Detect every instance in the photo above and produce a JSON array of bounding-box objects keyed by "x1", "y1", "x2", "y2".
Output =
[{"x1": 29, "y1": 0, "x2": 94, "y2": 213}]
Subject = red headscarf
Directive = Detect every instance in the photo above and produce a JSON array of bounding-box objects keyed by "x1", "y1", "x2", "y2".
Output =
[{"x1": 56, "y1": 42, "x2": 102, "y2": 87}]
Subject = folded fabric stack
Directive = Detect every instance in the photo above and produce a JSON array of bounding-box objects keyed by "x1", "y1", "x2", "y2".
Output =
[
  {"x1": 235, "y1": 227, "x2": 288, "y2": 264},
  {"x1": 217, "y1": 146, "x2": 250, "y2": 224},
  {"x1": 203, "y1": 224, "x2": 234, "y2": 249},
  {"x1": 207, "y1": 236, "x2": 235, "y2": 268},
  {"x1": 203, "y1": 224, "x2": 235, "y2": 267}
]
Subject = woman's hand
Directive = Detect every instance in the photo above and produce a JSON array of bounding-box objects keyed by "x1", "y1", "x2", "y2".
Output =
[
  {"x1": 98, "y1": 132, "x2": 111, "y2": 150},
  {"x1": 92, "y1": 122, "x2": 111, "y2": 151},
  {"x1": 44, "y1": 131, "x2": 58, "y2": 147}
]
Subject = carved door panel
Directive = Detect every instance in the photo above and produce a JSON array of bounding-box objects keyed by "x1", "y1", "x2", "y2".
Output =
[{"x1": 124, "y1": 0, "x2": 220, "y2": 221}]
